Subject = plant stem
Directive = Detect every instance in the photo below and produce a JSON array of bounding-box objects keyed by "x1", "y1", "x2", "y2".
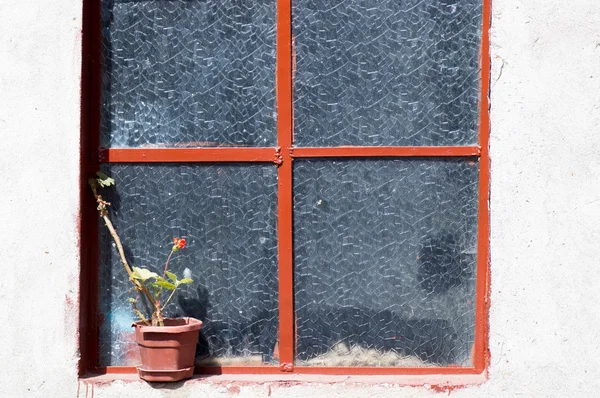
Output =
[
  {"x1": 161, "y1": 287, "x2": 178, "y2": 312},
  {"x1": 131, "y1": 301, "x2": 151, "y2": 326},
  {"x1": 163, "y1": 249, "x2": 175, "y2": 279},
  {"x1": 101, "y1": 215, "x2": 134, "y2": 279},
  {"x1": 149, "y1": 248, "x2": 176, "y2": 326},
  {"x1": 90, "y1": 181, "x2": 160, "y2": 324},
  {"x1": 155, "y1": 299, "x2": 164, "y2": 327},
  {"x1": 101, "y1": 214, "x2": 156, "y2": 308}
]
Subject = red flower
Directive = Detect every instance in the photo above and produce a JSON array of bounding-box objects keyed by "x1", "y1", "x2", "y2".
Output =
[{"x1": 172, "y1": 237, "x2": 186, "y2": 251}]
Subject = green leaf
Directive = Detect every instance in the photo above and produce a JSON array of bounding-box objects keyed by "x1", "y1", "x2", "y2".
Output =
[
  {"x1": 96, "y1": 171, "x2": 115, "y2": 187},
  {"x1": 165, "y1": 271, "x2": 178, "y2": 284},
  {"x1": 177, "y1": 278, "x2": 193, "y2": 286},
  {"x1": 132, "y1": 267, "x2": 158, "y2": 281},
  {"x1": 154, "y1": 279, "x2": 176, "y2": 290},
  {"x1": 147, "y1": 282, "x2": 161, "y2": 297},
  {"x1": 98, "y1": 178, "x2": 115, "y2": 187},
  {"x1": 128, "y1": 298, "x2": 136, "y2": 303}
]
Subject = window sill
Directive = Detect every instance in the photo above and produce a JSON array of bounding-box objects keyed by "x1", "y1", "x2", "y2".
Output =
[{"x1": 79, "y1": 370, "x2": 487, "y2": 391}]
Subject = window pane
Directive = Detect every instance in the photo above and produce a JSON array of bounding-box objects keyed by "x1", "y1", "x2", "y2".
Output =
[
  {"x1": 98, "y1": 164, "x2": 279, "y2": 366},
  {"x1": 293, "y1": 0, "x2": 482, "y2": 147},
  {"x1": 293, "y1": 159, "x2": 478, "y2": 366},
  {"x1": 101, "y1": 0, "x2": 276, "y2": 148}
]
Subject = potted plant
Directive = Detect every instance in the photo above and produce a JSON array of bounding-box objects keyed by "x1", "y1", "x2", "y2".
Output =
[{"x1": 89, "y1": 172, "x2": 202, "y2": 382}]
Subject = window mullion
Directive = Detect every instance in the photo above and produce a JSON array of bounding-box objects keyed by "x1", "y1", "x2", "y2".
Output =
[{"x1": 276, "y1": 0, "x2": 295, "y2": 370}]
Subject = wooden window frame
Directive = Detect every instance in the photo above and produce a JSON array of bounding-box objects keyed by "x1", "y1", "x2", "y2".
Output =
[{"x1": 79, "y1": 0, "x2": 491, "y2": 376}]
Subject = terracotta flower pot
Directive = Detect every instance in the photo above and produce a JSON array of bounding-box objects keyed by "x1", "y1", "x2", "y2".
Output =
[{"x1": 132, "y1": 317, "x2": 203, "y2": 382}]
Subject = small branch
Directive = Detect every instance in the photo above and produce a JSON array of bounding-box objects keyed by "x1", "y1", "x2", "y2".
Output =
[
  {"x1": 131, "y1": 301, "x2": 150, "y2": 326},
  {"x1": 155, "y1": 299, "x2": 164, "y2": 327},
  {"x1": 101, "y1": 215, "x2": 134, "y2": 279},
  {"x1": 90, "y1": 180, "x2": 158, "y2": 316},
  {"x1": 162, "y1": 249, "x2": 175, "y2": 279},
  {"x1": 102, "y1": 215, "x2": 156, "y2": 307},
  {"x1": 161, "y1": 287, "x2": 178, "y2": 312}
]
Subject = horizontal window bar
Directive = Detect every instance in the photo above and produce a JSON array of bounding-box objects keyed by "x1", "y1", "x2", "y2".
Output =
[
  {"x1": 95, "y1": 366, "x2": 282, "y2": 375},
  {"x1": 99, "y1": 148, "x2": 277, "y2": 163},
  {"x1": 95, "y1": 366, "x2": 481, "y2": 375},
  {"x1": 98, "y1": 146, "x2": 480, "y2": 163},
  {"x1": 291, "y1": 146, "x2": 481, "y2": 158},
  {"x1": 293, "y1": 367, "x2": 482, "y2": 375}
]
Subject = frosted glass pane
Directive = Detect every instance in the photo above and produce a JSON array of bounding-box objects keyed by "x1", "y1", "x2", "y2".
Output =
[
  {"x1": 293, "y1": 158, "x2": 479, "y2": 366},
  {"x1": 101, "y1": 0, "x2": 276, "y2": 147},
  {"x1": 98, "y1": 164, "x2": 279, "y2": 366},
  {"x1": 293, "y1": 0, "x2": 482, "y2": 146}
]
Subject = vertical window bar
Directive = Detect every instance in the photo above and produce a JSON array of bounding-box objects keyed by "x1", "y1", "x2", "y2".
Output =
[
  {"x1": 276, "y1": 0, "x2": 295, "y2": 370},
  {"x1": 474, "y1": 0, "x2": 492, "y2": 372}
]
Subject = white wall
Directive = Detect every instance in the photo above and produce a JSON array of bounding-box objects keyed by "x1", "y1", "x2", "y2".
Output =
[
  {"x1": 0, "y1": 0, "x2": 82, "y2": 396},
  {"x1": 1, "y1": 0, "x2": 600, "y2": 396}
]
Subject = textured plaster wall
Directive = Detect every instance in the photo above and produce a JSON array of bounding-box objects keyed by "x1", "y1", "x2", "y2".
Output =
[
  {"x1": 1, "y1": 0, "x2": 600, "y2": 397},
  {"x1": 0, "y1": 0, "x2": 83, "y2": 396}
]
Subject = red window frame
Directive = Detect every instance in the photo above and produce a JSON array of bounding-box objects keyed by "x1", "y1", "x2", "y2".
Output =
[{"x1": 79, "y1": 0, "x2": 491, "y2": 376}]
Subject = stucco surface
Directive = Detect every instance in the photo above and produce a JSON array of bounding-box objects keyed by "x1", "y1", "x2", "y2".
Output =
[
  {"x1": 0, "y1": 0, "x2": 82, "y2": 397},
  {"x1": 1, "y1": 0, "x2": 600, "y2": 396}
]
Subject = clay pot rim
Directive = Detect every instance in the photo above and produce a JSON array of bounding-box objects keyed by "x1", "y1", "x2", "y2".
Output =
[{"x1": 132, "y1": 317, "x2": 203, "y2": 334}]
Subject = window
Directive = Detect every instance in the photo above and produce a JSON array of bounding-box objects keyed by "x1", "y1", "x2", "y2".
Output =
[{"x1": 80, "y1": 0, "x2": 490, "y2": 375}]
